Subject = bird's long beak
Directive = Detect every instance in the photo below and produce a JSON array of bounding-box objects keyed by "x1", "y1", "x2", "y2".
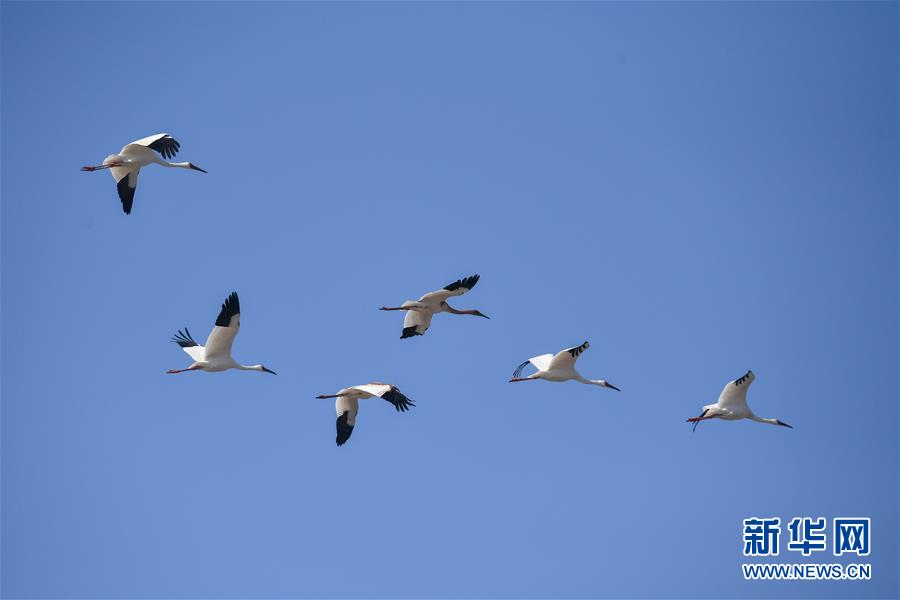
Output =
[
  {"x1": 777, "y1": 419, "x2": 793, "y2": 428},
  {"x1": 606, "y1": 382, "x2": 621, "y2": 392},
  {"x1": 189, "y1": 163, "x2": 208, "y2": 173},
  {"x1": 262, "y1": 367, "x2": 276, "y2": 374}
]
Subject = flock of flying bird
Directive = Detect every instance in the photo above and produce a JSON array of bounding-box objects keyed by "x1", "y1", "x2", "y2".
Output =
[{"x1": 83, "y1": 133, "x2": 793, "y2": 446}]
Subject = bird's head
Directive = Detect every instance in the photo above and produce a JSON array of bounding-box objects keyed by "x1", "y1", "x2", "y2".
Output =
[
  {"x1": 257, "y1": 365, "x2": 276, "y2": 375},
  {"x1": 188, "y1": 163, "x2": 208, "y2": 173},
  {"x1": 471, "y1": 309, "x2": 490, "y2": 319}
]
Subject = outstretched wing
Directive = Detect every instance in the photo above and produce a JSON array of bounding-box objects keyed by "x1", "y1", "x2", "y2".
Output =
[
  {"x1": 353, "y1": 384, "x2": 416, "y2": 412},
  {"x1": 123, "y1": 133, "x2": 181, "y2": 159},
  {"x1": 401, "y1": 308, "x2": 433, "y2": 339},
  {"x1": 547, "y1": 341, "x2": 590, "y2": 371},
  {"x1": 512, "y1": 354, "x2": 554, "y2": 378},
  {"x1": 418, "y1": 274, "x2": 481, "y2": 304},
  {"x1": 203, "y1": 292, "x2": 241, "y2": 360},
  {"x1": 171, "y1": 328, "x2": 206, "y2": 362},
  {"x1": 717, "y1": 370, "x2": 755, "y2": 410},
  {"x1": 109, "y1": 167, "x2": 138, "y2": 214}
]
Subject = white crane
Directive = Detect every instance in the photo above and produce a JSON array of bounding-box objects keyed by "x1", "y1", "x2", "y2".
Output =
[
  {"x1": 315, "y1": 383, "x2": 415, "y2": 446},
  {"x1": 167, "y1": 292, "x2": 276, "y2": 375},
  {"x1": 686, "y1": 370, "x2": 792, "y2": 431},
  {"x1": 82, "y1": 133, "x2": 206, "y2": 214},
  {"x1": 380, "y1": 275, "x2": 489, "y2": 339},
  {"x1": 509, "y1": 341, "x2": 620, "y2": 390}
]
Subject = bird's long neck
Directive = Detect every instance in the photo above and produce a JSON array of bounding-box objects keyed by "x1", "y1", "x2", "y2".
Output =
[
  {"x1": 156, "y1": 158, "x2": 192, "y2": 169},
  {"x1": 750, "y1": 415, "x2": 779, "y2": 426},
  {"x1": 238, "y1": 364, "x2": 263, "y2": 371},
  {"x1": 445, "y1": 305, "x2": 478, "y2": 316},
  {"x1": 575, "y1": 375, "x2": 614, "y2": 388}
]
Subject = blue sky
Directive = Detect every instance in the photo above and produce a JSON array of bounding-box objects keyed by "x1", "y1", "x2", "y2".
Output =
[{"x1": 1, "y1": 2, "x2": 897, "y2": 598}]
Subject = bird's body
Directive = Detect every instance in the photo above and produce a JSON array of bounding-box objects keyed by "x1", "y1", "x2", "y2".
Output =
[
  {"x1": 82, "y1": 133, "x2": 206, "y2": 214},
  {"x1": 316, "y1": 383, "x2": 415, "y2": 446},
  {"x1": 380, "y1": 275, "x2": 489, "y2": 338},
  {"x1": 686, "y1": 371, "x2": 792, "y2": 430},
  {"x1": 168, "y1": 292, "x2": 275, "y2": 375},
  {"x1": 509, "y1": 341, "x2": 621, "y2": 390}
]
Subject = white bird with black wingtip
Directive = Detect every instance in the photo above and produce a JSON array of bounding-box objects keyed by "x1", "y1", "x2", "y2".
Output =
[
  {"x1": 82, "y1": 133, "x2": 206, "y2": 214},
  {"x1": 686, "y1": 370, "x2": 792, "y2": 431},
  {"x1": 167, "y1": 292, "x2": 276, "y2": 375},
  {"x1": 315, "y1": 384, "x2": 415, "y2": 446},
  {"x1": 509, "y1": 341, "x2": 620, "y2": 390},
  {"x1": 380, "y1": 275, "x2": 489, "y2": 339}
]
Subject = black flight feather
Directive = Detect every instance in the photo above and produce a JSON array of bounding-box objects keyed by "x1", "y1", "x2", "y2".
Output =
[
  {"x1": 400, "y1": 326, "x2": 421, "y2": 339},
  {"x1": 336, "y1": 412, "x2": 354, "y2": 446},
  {"x1": 734, "y1": 370, "x2": 753, "y2": 386},
  {"x1": 443, "y1": 274, "x2": 480, "y2": 293},
  {"x1": 513, "y1": 360, "x2": 530, "y2": 379},
  {"x1": 147, "y1": 135, "x2": 180, "y2": 160},
  {"x1": 567, "y1": 341, "x2": 589, "y2": 358},
  {"x1": 117, "y1": 174, "x2": 135, "y2": 214},
  {"x1": 381, "y1": 387, "x2": 415, "y2": 412},
  {"x1": 215, "y1": 292, "x2": 240, "y2": 327},
  {"x1": 171, "y1": 328, "x2": 199, "y2": 347}
]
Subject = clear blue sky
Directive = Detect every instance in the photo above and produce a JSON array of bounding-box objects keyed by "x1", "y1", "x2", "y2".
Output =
[{"x1": 2, "y1": 2, "x2": 897, "y2": 598}]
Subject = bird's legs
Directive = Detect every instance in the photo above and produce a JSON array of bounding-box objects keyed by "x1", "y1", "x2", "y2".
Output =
[
  {"x1": 81, "y1": 162, "x2": 123, "y2": 172},
  {"x1": 166, "y1": 365, "x2": 201, "y2": 374},
  {"x1": 315, "y1": 393, "x2": 348, "y2": 399},
  {"x1": 508, "y1": 377, "x2": 539, "y2": 383},
  {"x1": 379, "y1": 306, "x2": 406, "y2": 311},
  {"x1": 686, "y1": 409, "x2": 711, "y2": 432}
]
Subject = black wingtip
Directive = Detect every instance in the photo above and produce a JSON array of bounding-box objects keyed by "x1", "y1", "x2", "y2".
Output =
[
  {"x1": 215, "y1": 292, "x2": 240, "y2": 327},
  {"x1": 171, "y1": 327, "x2": 199, "y2": 347},
  {"x1": 735, "y1": 371, "x2": 752, "y2": 386},
  {"x1": 147, "y1": 135, "x2": 181, "y2": 160},
  {"x1": 512, "y1": 360, "x2": 530, "y2": 379},
  {"x1": 691, "y1": 408, "x2": 709, "y2": 432},
  {"x1": 400, "y1": 326, "x2": 421, "y2": 339},
  {"x1": 567, "y1": 341, "x2": 590, "y2": 358},
  {"x1": 336, "y1": 412, "x2": 354, "y2": 446},
  {"x1": 116, "y1": 175, "x2": 135, "y2": 214},
  {"x1": 443, "y1": 274, "x2": 480, "y2": 292},
  {"x1": 383, "y1": 388, "x2": 416, "y2": 412}
]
